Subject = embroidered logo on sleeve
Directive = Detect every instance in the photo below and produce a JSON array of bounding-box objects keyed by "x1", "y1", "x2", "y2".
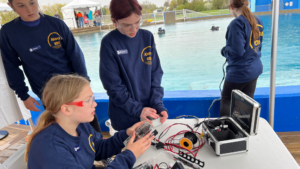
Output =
[
  {"x1": 74, "y1": 145, "x2": 81, "y2": 152},
  {"x1": 29, "y1": 45, "x2": 41, "y2": 52},
  {"x1": 141, "y1": 46, "x2": 152, "y2": 65},
  {"x1": 117, "y1": 49, "x2": 128, "y2": 55},
  {"x1": 47, "y1": 32, "x2": 63, "y2": 49}
]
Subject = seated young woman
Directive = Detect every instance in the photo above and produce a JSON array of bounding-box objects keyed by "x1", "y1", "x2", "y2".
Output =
[{"x1": 25, "y1": 74, "x2": 154, "y2": 169}]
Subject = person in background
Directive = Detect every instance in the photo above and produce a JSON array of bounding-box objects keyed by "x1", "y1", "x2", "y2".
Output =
[
  {"x1": 95, "y1": 13, "x2": 101, "y2": 26},
  {"x1": 25, "y1": 75, "x2": 154, "y2": 169},
  {"x1": 84, "y1": 12, "x2": 89, "y2": 27},
  {"x1": 88, "y1": 10, "x2": 93, "y2": 27},
  {"x1": 74, "y1": 11, "x2": 79, "y2": 28},
  {"x1": 100, "y1": 0, "x2": 168, "y2": 131},
  {"x1": 220, "y1": 0, "x2": 264, "y2": 116},
  {"x1": 54, "y1": 12, "x2": 61, "y2": 19},
  {"x1": 1, "y1": 0, "x2": 101, "y2": 132},
  {"x1": 78, "y1": 12, "x2": 84, "y2": 28}
]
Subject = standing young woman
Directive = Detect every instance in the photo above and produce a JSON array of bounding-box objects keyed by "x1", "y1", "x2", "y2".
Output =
[
  {"x1": 220, "y1": 0, "x2": 264, "y2": 116},
  {"x1": 1, "y1": 0, "x2": 101, "y2": 132},
  {"x1": 25, "y1": 75, "x2": 154, "y2": 169},
  {"x1": 100, "y1": 0, "x2": 168, "y2": 131}
]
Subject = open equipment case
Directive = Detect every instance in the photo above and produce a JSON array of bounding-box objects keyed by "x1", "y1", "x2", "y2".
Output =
[{"x1": 202, "y1": 90, "x2": 261, "y2": 156}]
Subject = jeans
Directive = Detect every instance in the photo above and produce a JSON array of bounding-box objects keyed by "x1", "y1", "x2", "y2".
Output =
[
  {"x1": 79, "y1": 17, "x2": 84, "y2": 28},
  {"x1": 96, "y1": 22, "x2": 101, "y2": 26},
  {"x1": 220, "y1": 77, "x2": 258, "y2": 117}
]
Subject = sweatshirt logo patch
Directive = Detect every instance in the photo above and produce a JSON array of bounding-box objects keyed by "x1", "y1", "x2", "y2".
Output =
[
  {"x1": 117, "y1": 49, "x2": 128, "y2": 55},
  {"x1": 29, "y1": 45, "x2": 41, "y2": 52},
  {"x1": 47, "y1": 32, "x2": 63, "y2": 49},
  {"x1": 88, "y1": 134, "x2": 95, "y2": 153},
  {"x1": 74, "y1": 146, "x2": 81, "y2": 152},
  {"x1": 141, "y1": 46, "x2": 152, "y2": 65}
]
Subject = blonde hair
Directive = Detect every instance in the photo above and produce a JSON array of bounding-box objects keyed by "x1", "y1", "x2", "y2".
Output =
[
  {"x1": 24, "y1": 74, "x2": 89, "y2": 162},
  {"x1": 230, "y1": 0, "x2": 260, "y2": 40}
]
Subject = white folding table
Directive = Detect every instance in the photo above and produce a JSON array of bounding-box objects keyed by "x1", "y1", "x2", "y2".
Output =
[{"x1": 134, "y1": 118, "x2": 299, "y2": 169}]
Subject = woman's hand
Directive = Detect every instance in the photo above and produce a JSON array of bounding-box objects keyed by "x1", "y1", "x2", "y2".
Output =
[
  {"x1": 126, "y1": 121, "x2": 146, "y2": 136},
  {"x1": 160, "y1": 111, "x2": 168, "y2": 124},
  {"x1": 23, "y1": 96, "x2": 41, "y2": 111},
  {"x1": 140, "y1": 107, "x2": 159, "y2": 124},
  {"x1": 126, "y1": 132, "x2": 154, "y2": 159}
]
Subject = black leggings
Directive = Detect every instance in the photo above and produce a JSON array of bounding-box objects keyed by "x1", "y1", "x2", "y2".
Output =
[
  {"x1": 220, "y1": 77, "x2": 258, "y2": 117},
  {"x1": 42, "y1": 103, "x2": 101, "y2": 133}
]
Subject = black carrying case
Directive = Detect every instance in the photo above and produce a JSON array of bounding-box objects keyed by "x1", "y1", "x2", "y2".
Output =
[{"x1": 202, "y1": 90, "x2": 261, "y2": 156}]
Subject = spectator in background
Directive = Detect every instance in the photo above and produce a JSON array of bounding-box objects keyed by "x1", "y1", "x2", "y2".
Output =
[
  {"x1": 95, "y1": 13, "x2": 101, "y2": 26},
  {"x1": 54, "y1": 12, "x2": 61, "y2": 19},
  {"x1": 78, "y1": 12, "x2": 84, "y2": 28},
  {"x1": 74, "y1": 11, "x2": 79, "y2": 28},
  {"x1": 88, "y1": 10, "x2": 93, "y2": 27}
]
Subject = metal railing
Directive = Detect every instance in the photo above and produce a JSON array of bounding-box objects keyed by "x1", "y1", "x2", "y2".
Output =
[
  {"x1": 142, "y1": 12, "x2": 164, "y2": 24},
  {"x1": 101, "y1": 15, "x2": 112, "y2": 25},
  {"x1": 175, "y1": 9, "x2": 230, "y2": 21}
]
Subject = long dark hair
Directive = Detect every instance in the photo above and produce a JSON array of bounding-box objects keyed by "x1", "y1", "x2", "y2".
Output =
[
  {"x1": 109, "y1": 0, "x2": 142, "y2": 20},
  {"x1": 230, "y1": 0, "x2": 259, "y2": 40}
]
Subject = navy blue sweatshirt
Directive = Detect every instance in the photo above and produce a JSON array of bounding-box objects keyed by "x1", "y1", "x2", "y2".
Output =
[
  {"x1": 221, "y1": 15, "x2": 264, "y2": 83},
  {"x1": 100, "y1": 29, "x2": 167, "y2": 131},
  {"x1": 28, "y1": 123, "x2": 136, "y2": 169},
  {"x1": 0, "y1": 15, "x2": 88, "y2": 101}
]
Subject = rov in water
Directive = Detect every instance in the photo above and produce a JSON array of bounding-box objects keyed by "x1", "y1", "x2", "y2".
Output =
[{"x1": 158, "y1": 27, "x2": 165, "y2": 34}]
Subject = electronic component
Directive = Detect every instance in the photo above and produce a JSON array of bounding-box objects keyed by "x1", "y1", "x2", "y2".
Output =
[
  {"x1": 178, "y1": 151, "x2": 205, "y2": 168},
  {"x1": 171, "y1": 162, "x2": 184, "y2": 169},
  {"x1": 123, "y1": 121, "x2": 154, "y2": 146},
  {"x1": 179, "y1": 132, "x2": 198, "y2": 150},
  {"x1": 100, "y1": 158, "x2": 113, "y2": 167}
]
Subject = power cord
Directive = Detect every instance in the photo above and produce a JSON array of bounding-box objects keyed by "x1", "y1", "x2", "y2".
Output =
[{"x1": 207, "y1": 59, "x2": 227, "y2": 118}]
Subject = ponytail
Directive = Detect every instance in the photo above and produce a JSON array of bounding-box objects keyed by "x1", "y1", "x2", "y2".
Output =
[
  {"x1": 241, "y1": 5, "x2": 259, "y2": 40},
  {"x1": 230, "y1": 0, "x2": 260, "y2": 40},
  {"x1": 25, "y1": 110, "x2": 56, "y2": 162},
  {"x1": 24, "y1": 74, "x2": 89, "y2": 162}
]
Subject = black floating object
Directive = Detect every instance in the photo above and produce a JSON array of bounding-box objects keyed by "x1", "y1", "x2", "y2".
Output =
[
  {"x1": 211, "y1": 26, "x2": 220, "y2": 31},
  {"x1": 158, "y1": 27, "x2": 165, "y2": 34},
  {"x1": 0, "y1": 130, "x2": 9, "y2": 140}
]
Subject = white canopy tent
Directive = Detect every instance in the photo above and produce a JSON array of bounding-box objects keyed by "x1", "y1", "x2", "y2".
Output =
[{"x1": 61, "y1": 0, "x2": 101, "y2": 29}]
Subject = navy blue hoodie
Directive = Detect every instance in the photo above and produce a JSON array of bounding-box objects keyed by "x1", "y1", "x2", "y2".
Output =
[
  {"x1": 221, "y1": 15, "x2": 264, "y2": 83},
  {"x1": 28, "y1": 123, "x2": 136, "y2": 169},
  {"x1": 0, "y1": 15, "x2": 88, "y2": 101},
  {"x1": 100, "y1": 29, "x2": 167, "y2": 131}
]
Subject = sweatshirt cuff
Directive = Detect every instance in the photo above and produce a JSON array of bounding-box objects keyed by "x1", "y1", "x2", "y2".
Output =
[
  {"x1": 121, "y1": 149, "x2": 136, "y2": 165},
  {"x1": 221, "y1": 46, "x2": 226, "y2": 56},
  {"x1": 19, "y1": 93, "x2": 30, "y2": 101},
  {"x1": 119, "y1": 130, "x2": 129, "y2": 143},
  {"x1": 155, "y1": 106, "x2": 167, "y2": 115},
  {"x1": 136, "y1": 105, "x2": 144, "y2": 118}
]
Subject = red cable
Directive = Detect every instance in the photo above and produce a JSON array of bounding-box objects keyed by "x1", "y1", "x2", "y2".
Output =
[{"x1": 155, "y1": 124, "x2": 205, "y2": 157}]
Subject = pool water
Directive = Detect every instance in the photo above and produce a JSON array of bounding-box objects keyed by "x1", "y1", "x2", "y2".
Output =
[{"x1": 75, "y1": 13, "x2": 300, "y2": 92}]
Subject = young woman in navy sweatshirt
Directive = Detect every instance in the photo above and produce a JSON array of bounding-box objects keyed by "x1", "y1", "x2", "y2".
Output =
[
  {"x1": 1, "y1": 0, "x2": 101, "y2": 132},
  {"x1": 25, "y1": 75, "x2": 154, "y2": 169},
  {"x1": 220, "y1": 0, "x2": 264, "y2": 116},
  {"x1": 100, "y1": 0, "x2": 168, "y2": 131}
]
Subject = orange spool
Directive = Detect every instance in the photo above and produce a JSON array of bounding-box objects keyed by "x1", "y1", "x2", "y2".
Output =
[{"x1": 180, "y1": 138, "x2": 193, "y2": 150}]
